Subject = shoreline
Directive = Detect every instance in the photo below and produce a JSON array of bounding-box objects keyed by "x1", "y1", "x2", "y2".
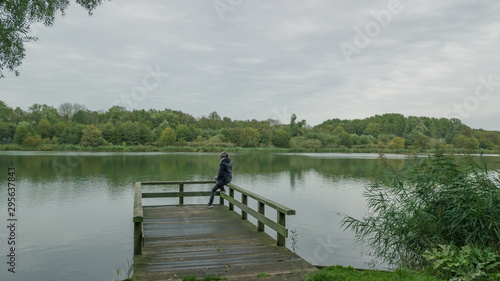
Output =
[{"x1": 1, "y1": 144, "x2": 498, "y2": 155}]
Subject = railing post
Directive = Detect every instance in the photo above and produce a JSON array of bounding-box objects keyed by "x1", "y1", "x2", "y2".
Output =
[
  {"x1": 277, "y1": 211, "x2": 286, "y2": 246},
  {"x1": 241, "y1": 194, "x2": 248, "y2": 220},
  {"x1": 179, "y1": 183, "x2": 184, "y2": 205},
  {"x1": 134, "y1": 221, "x2": 143, "y2": 255},
  {"x1": 219, "y1": 182, "x2": 224, "y2": 205},
  {"x1": 219, "y1": 192, "x2": 224, "y2": 205},
  {"x1": 258, "y1": 202, "x2": 265, "y2": 232},
  {"x1": 229, "y1": 187, "x2": 234, "y2": 211},
  {"x1": 133, "y1": 182, "x2": 144, "y2": 255}
]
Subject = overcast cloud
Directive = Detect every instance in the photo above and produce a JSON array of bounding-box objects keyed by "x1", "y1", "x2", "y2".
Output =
[{"x1": 1, "y1": 0, "x2": 500, "y2": 129}]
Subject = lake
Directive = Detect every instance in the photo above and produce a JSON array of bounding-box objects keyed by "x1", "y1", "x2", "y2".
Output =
[{"x1": 0, "y1": 151, "x2": 498, "y2": 281}]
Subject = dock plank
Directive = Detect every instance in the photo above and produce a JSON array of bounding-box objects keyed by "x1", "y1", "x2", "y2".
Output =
[{"x1": 133, "y1": 205, "x2": 317, "y2": 281}]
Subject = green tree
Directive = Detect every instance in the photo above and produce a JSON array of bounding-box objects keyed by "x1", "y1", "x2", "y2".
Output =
[
  {"x1": 138, "y1": 123, "x2": 154, "y2": 144},
  {"x1": 272, "y1": 130, "x2": 291, "y2": 148},
  {"x1": 159, "y1": 127, "x2": 176, "y2": 146},
  {"x1": 0, "y1": 122, "x2": 16, "y2": 142},
  {"x1": 73, "y1": 110, "x2": 91, "y2": 124},
  {"x1": 363, "y1": 122, "x2": 381, "y2": 138},
  {"x1": 119, "y1": 121, "x2": 141, "y2": 145},
  {"x1": 289, "y1": 114, "x2": 306, "y2": 137},
  {"x1": 66, "y1": 123, "x2": 84, "y2": 144},
  {"x1": 229, "y1": 127, "x2": 244, "y2": 145},
  {"x1": 100, "y1": 123, "x2": 119, "y2": 144},
  {"x1": 0, "y1": 0, "x2": 106, "y2": 78},
  {"x1": 80, "y1": 125, "x2": 103, "y2": 147},
  {"x1": 175, "y1": 124, "x2": 196, "y2": 142},
  {"x1": 404, "y1": 116, "x2": 429, "y2": 138},
  {"x1": 11, "y1": 107, "x2": 27, "y2": 123},
  {"x1": 389, "y1": 136, "x2": 405, "y2": 149},
  {"x1": 338, "y1": 132, "x2": 353, "y2": 147},
  {"x1": 358, "y1": 134, "x2": 375, "y2": 145},
  {"x1": 36, "y1": 118, "x2": 53, "y2": 139},
  {"x1": 332, "y1": 125, "x2": 346, "y2": 135},
  {"x1": 241, "y1": 127, "x2": 260, "y2": 147},
  {"x1": 452, "y1": 134, "x2": 480, "y2": 150},
  {"x1": 22, "y1": 134, "x2": 41, "y2": 147},
  {"x1": 52, "y1": 121, "x2": 69, "y2": 143},
  {"x1": 409, "y1": 132, "x2": 430, "y2": 150},
  {"x1": 13, "y1": 122, "x2": 31, "y2": 144},
  {"x1": 0, "y1": 100, "x2": 13, "y2": 121}
]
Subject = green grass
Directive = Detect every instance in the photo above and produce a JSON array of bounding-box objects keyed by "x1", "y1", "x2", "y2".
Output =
[
  {"x1": 181, "y1": 275, "x2": 225, "y2": 281},
  {"x1": 304, "y1": 265, "x2": 444, "y2": 281}
]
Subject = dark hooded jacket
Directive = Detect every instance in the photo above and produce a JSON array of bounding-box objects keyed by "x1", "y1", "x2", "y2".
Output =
[{"x1": 216, "y1": 157, "x2": 232, "y2": 185}]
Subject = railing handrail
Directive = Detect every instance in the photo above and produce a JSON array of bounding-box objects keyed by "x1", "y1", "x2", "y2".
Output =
[
  {"x1": 139, "y1": 181, "x2": 295, "y2": 215},
  {"x1": 133, "y1": 180, "x2": 296, "y2": 255},
  {"x1": 227, "y1": 183, "x2": 295, "y2": 215},
  {"x1": 141, "y1": 180, "x2": 215, "y2": 185}
]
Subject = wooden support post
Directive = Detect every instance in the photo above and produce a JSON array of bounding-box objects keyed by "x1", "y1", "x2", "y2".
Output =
[
  {"x1": 258, "y1": 202, "x2": 265, "y2": 232},
  {"x1": 179, "y1": 183, "x2": 184, "y2": 205},
  {"x1": 241, "y1": 194, "x2": 248, "y2": 220},
  {"x1": 134, "y1": 221, "x2": 142, "y2": 255},
  {"x1": 277, "y1": 211, "x2": 286, "y2": 246},
  {"x1": 219, "y1": 183, "x2": 224, "y2": 205},
  {"x1": 229, "y1": 187, "x2": 234, "y2": 211},
  {"x1": 133, "y1": 182, "x2": 143, "y2": 255}
]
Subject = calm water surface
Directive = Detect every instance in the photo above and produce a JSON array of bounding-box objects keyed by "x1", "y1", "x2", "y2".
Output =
[{"x1": 0, "y1": 151, "x2": 498, "y2": 281}]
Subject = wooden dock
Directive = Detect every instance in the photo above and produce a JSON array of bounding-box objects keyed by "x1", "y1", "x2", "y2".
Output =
[{"x1": 132, "y1": 181, "x2": 317, "y2": 281}]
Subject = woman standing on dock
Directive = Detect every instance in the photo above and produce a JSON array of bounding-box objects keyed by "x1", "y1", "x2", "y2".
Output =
[{"x1": 207, "y1": 151, "x2": 232, "y2": 208}]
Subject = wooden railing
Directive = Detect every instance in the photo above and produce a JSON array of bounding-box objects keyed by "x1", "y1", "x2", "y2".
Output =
[{"x1": 133, "y1": 180, "x2": 296, "y2": 255}]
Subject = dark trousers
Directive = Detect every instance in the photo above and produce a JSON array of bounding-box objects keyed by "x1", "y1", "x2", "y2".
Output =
[{"x1": 208, "y1": 181, "x2": 225, "y2": 205}]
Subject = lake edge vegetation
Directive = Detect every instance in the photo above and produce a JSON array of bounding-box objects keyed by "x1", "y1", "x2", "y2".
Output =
[
  {"x1": 1, "y1": 101, "x2": 499, "y2": 153},
  {"x1": 341, "y1": 152, "x2": 500, "y2": 280}
]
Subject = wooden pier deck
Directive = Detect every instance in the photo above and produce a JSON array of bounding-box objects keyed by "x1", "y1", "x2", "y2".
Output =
[{"x1": 132, "y1": 181, "x2": 317, "y2": 281}]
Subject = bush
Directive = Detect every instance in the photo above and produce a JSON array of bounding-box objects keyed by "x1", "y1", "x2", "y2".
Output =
[
  {"x1": 342, "y1": 152, "x2": 500, "y2": 269},
  {"x1": 424, "y1": 244, "x2": 500, "y2": 280}
]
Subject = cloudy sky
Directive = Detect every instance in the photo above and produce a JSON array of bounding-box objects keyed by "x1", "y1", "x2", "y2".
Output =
[{"x1": 2, "y1": 0, "x2": 500, "y2": 129}]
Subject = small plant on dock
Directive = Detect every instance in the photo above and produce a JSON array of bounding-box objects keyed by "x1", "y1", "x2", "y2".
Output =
[
  {"x1": 290, "y1": 228, "x2": 299, "y2": 253},
  {"x1": 342, "y1": 152, "x2": 500, "y2": 270},
  {"x1": 112, "y1": 258, "x2": 133, "y2": 281},
  {"x1": 203, "y1": 275, "x2": 225, "y2": 281}
]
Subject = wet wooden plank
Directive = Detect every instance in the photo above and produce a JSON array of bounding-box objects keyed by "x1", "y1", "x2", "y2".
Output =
[{"x1": 133, "y1": 205, "x2": 317, "y2": 281}]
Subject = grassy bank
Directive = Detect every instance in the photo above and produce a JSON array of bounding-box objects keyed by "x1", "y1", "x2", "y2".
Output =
[
  {"x1": 169, "y1": 266, "x2": 444, "y2": 281},
  {"x1": 303, "y1": 265, "x2": 443, "y2": 281}
]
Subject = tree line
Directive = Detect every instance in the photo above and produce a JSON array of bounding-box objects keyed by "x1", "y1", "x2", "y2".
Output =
[{"x1": 0, "y1": 100, "x2": 499, "y2": 152}]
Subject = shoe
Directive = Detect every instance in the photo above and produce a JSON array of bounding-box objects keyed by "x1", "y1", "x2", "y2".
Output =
[
  {"x1": 220, "y1": 189, "x2": 226, "y2": 193},
  {"x1": 206, "y1": 204, "x2": 213, "y2": 208}
]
